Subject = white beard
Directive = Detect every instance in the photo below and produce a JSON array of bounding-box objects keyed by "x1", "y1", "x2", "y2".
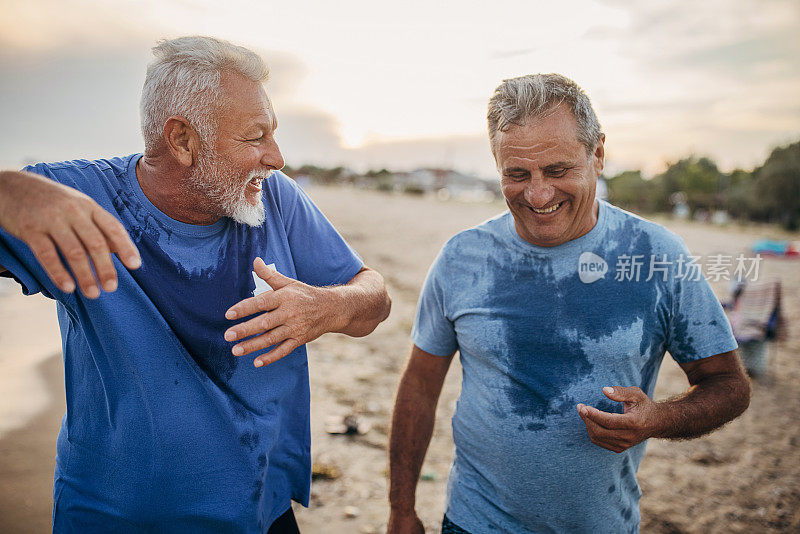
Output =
[{"x1": 191, "y1": 151, "x2": 268, "y2": 227}]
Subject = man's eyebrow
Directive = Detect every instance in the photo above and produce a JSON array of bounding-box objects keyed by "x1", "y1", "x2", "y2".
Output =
[
  {"x1": 502, "y1": 166, "x2": 530, "y2": 174},
  {"x1": 250, "y1": 116, "x2": 277, "y2": 134},
  {"x1": 542, "y1": 161, "x2": 574, "y2": 169},
  {"x1": 265, "y1": 113, "x2": 278, "y2": 133}
]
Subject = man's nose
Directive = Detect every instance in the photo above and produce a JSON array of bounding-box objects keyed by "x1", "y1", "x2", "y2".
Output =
[
  {"x1": 523, "y1": 175, "x2": 555, "y2": 207},
  {"x1": 261, "y1": 136, "x2": 285, "y2": 171}
]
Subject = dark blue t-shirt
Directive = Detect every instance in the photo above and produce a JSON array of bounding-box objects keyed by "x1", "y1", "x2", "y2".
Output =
[{"x1": 0, "y1": 155, "x2": 363, "y2": 532}]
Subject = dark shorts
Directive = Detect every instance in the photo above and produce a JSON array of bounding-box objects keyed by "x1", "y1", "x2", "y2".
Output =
[
  {"x1": 442, "y1": 514, "x2": 471, "y2": 534},
  {"x1": 268, "y1": 507, "x2": 300, "y2": 534}
]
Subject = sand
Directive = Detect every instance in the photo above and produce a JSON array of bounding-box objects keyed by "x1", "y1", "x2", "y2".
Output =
[
  {"x1": 0, "y1": 352, "x2": 63, "y2": 534},
  {"x1": 0, "y1": 186, "x2": 797, "y2": 533},
  {"x1": 0, "y1": 280, "x2": 61, "y2": 439}
]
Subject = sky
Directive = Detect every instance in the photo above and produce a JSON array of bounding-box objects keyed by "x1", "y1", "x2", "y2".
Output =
[{"x1": 1, "y1": 0, "x2": 798, "y2": 178}]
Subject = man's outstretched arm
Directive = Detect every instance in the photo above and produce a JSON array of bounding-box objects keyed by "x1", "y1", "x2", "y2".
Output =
[
  {"x1": 0, "y1": 170, "x2": 141, "y2": 297},
  {"x1": 578, "y1": 350, "x2": 751, "y2": 453},
  {"x1": 388, "y1": 345, "x2": 454, "y2": 534},
  {"x1": 224, "y1": 257, "x2": 391, "y2": 366}
]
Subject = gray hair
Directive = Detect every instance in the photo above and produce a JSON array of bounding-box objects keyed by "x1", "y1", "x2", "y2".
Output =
[
  {"x1": 487, "y1": 74, "x2": 603, "y2": 154},
  {"x1": 140, "y1": 36, "x2": 269, "y2": 152}
]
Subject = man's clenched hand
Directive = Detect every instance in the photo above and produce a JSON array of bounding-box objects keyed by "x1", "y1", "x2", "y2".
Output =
[
  {"x1": 224, "y1": 257, "x2": 344, "y2": 367},
  {"x1": 387, "y1": 510, "x2": 425, "y2": 534},
  {"x1": 577, "y1": 386, "x2": 661, "y2": 453},
  {"x1": 0, "y1": 170, "x2": 141, "y2": 297}
]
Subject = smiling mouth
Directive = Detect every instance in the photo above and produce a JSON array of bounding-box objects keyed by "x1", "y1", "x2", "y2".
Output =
[
  {"x1": 529, "y1": 201, "x2": 564, "y2": 215},
  {"x1": 248, "y1": 177, "x2": 263, "y2": 191},
  {"x1": 247, "y1": 172, "x2": 272, "y2": 192}
]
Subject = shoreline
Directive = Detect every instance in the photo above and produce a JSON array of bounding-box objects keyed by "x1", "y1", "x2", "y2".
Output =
[
  {"x1": 0, "y1": 283, "x2": 62, "y2": 440},
  {"x1": 0, "y1": 352, "x2": 64, "y2": 533}
]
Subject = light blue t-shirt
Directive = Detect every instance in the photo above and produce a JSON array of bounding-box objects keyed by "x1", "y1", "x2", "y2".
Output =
[
  {"x1": 0, "y1": 155, "x2": 363, "y2": 532},
  {"x1": 412, "y1": 201, "x2": 737, "y2": 534}
]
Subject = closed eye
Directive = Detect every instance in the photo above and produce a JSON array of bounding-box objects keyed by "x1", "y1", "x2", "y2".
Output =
[
  {"x1": 545, "y1": 167, "x2": 572, "y2": 178},
  {"x1": 503, "y1": 172, "x2": 529, "y2": 181}
]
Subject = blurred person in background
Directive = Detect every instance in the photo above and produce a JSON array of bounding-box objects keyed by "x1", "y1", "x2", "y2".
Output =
[
  {"x1": 388, "y1": 74, "x2": 750, "y2": 534},
  {"x1": 0, "y1": 36, "x2": 390, "y2": 533}
]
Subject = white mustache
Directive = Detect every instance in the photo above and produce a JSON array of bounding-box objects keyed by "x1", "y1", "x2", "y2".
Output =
[{"x1": 247, "y1": 169, "x2": 272, "y2": 182}]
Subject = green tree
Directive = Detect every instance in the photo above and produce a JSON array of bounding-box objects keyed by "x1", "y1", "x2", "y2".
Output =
[
  {"x1": 651, "y1": 156, "x2": 724, "y2": 214},
  {"x1": 755, "y1": 141, "x2": 800, "y2": 230},
  {"x1": 363, "y1": 168, "x2": 393, "y2": 191},
  {"x1": 724, "y1": 169, "x2": 756, "y2": 220},
  {"x1": 606, "y1": 170, "x2": 650, "y2": 212}
]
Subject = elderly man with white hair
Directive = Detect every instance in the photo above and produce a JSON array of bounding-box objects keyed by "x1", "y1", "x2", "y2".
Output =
[{"x1": 0, "y1": 36, "x2": 390, "y2": 533}]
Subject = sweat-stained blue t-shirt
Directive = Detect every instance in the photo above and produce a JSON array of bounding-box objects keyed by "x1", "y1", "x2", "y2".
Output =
[
  {"x1": 412, "y1": 200, "x2": 737, "y2": 534},
  {"x1": 0, "y1": 155, "x2": 363, "y2": 533}
]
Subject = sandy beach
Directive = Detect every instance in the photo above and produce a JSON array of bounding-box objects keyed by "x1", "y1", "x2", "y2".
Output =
[{"x1": 0, "y1": 186, "x2": 797, "y2": 533}]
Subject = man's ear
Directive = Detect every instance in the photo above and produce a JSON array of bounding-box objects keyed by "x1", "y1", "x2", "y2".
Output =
[
  {"x1": 163, "y1": 116, "x2": 202, "y2": 168},
  {"x1": 592, "y1": 134, "x2": 606, "y2": 176}
]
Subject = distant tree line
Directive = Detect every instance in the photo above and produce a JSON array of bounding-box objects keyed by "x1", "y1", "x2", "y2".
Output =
[
  {"x1": 283, "y1": 140, "x2": 800, "y2": 231},
  {"x1": 282, "y1": 164, "x2": 349, "y2": 185},
  {"x1": 606, "y1": 140, "x2": 800, "y2": 230}
]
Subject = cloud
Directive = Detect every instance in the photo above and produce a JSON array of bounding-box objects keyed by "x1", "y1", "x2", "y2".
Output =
[
  {"x1": 0, "y1": 25, "x2": 497, "y2": 177},
  {"x1": 585, "y1": 0, "x2": 800, "y2": 173},
  {"x1": 2, "y1": 0, "x2": 797, "y2": 177},
  {"x1": 254, "y1": 50, "x2": 309, "y2": 102},
  {"x1": 275, "y1": 108, "x2": 345, "y2": 165},
  {"x1": 0, "y1": 0, "x2": 166, "y2": 53},
  {"x1": 0, "y1": 38, "x2": 318, "y2": 169},
  {"x1": 0, "y1": 47, "x2": 150, "y2": 166},
  {"x1": 490, "y1": 48, "x2": 537, "y2": 60},
  {"x1": 603, "y1": 0, "x2": 800, "y2": 79}
]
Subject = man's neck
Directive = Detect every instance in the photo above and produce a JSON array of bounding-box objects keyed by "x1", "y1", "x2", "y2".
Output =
[{"x1": 135, "y1": 155, "x2": 221, "y2": 226}]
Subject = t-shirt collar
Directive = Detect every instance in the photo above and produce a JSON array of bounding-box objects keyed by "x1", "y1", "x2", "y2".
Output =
[
  {"x1": 504, "y1": 199, "x2": 608, "y2": 253},
  {"x1": 126, "y1": 154, "x2": 230, "y2": 237}
]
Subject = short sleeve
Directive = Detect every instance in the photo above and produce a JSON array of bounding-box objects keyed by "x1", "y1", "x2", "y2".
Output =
[
  {"x1": 411, "y1": 248, "x2": 458, "y2": 357},
  {"x1": 272, "y1": 173, "x2": 363, "y2": 287},
  {"x1": 0, "y1": 232, "x2": 49, "y2": 297},
  {"x1": 665, "y1": 238, "x2": 738, "y2": 363}
]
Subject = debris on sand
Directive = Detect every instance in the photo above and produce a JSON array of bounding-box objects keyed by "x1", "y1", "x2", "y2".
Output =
[
  {"x1": 325, "y1": 414, "x2": 371, "y2": 435},
  {"x1": 312, "y1": 462, "x2": 341, "y2": 481},
  {"x1": 343, "y1": 505, "x2": 360, "y2": 518}
]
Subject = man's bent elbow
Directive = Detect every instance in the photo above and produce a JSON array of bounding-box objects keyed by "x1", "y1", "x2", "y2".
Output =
[
  {"x1": 351, "y1": 291, "x2": 391, "y2": 337},
  {"x1": 716, "y1": 365, "x2": 752, "y2": 425},
  {"x1": 370, "y1": 270, "x2": 392, "y2": 326},
  {"x1": 378, "y1": 291, "x2": 392, "y2": 323},
  {"x1": 732, "y1": 371, "x2": 752, "y2": 419}
]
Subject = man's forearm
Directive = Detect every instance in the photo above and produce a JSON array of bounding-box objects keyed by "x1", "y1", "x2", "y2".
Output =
[
  {"x1": 389, "y1": 370, "x2": 440, "y2": 513},
  {"x1": 389, "y1": 348, "x2": 453, "y2": 515},
  {"x1": 579, "y1": 351, "x2": 751, "y2": 452},
  {"x1": 653, "y1": 365, "x2": 751, "y2": 440},
  {"x1": 0, "y1": 169, "x2": 141, "y2": 296},
  {"x1": 326, "y1": 267, "x2": 391, "y2": 337}
]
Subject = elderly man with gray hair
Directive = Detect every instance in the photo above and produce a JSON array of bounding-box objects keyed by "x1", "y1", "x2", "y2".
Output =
[
  {"x1": 0, "y1": 36, "x2": 390, "y2": 532},
  {"x1": 388, "y1": 74, "x2": 750, "y2": 533}
]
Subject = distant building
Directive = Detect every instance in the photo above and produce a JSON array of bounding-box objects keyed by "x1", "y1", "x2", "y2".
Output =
[{"x1": 382, "y1": 168, "x2": 500, "y2": 201}]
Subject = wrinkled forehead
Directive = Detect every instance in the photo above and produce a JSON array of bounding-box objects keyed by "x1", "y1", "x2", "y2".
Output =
[
  {"x1": 259, "y1": 91, "x2": 277, "y2": 130},
  {"x1": 494, "y1": 125, "x2": 584, "y2": 167},
  {"x1": 493, "y1": 104, "x2": 585, "y2": 162},
  {"x1": 217, "y1": 71, "x2": 277, "y2": 128}
]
